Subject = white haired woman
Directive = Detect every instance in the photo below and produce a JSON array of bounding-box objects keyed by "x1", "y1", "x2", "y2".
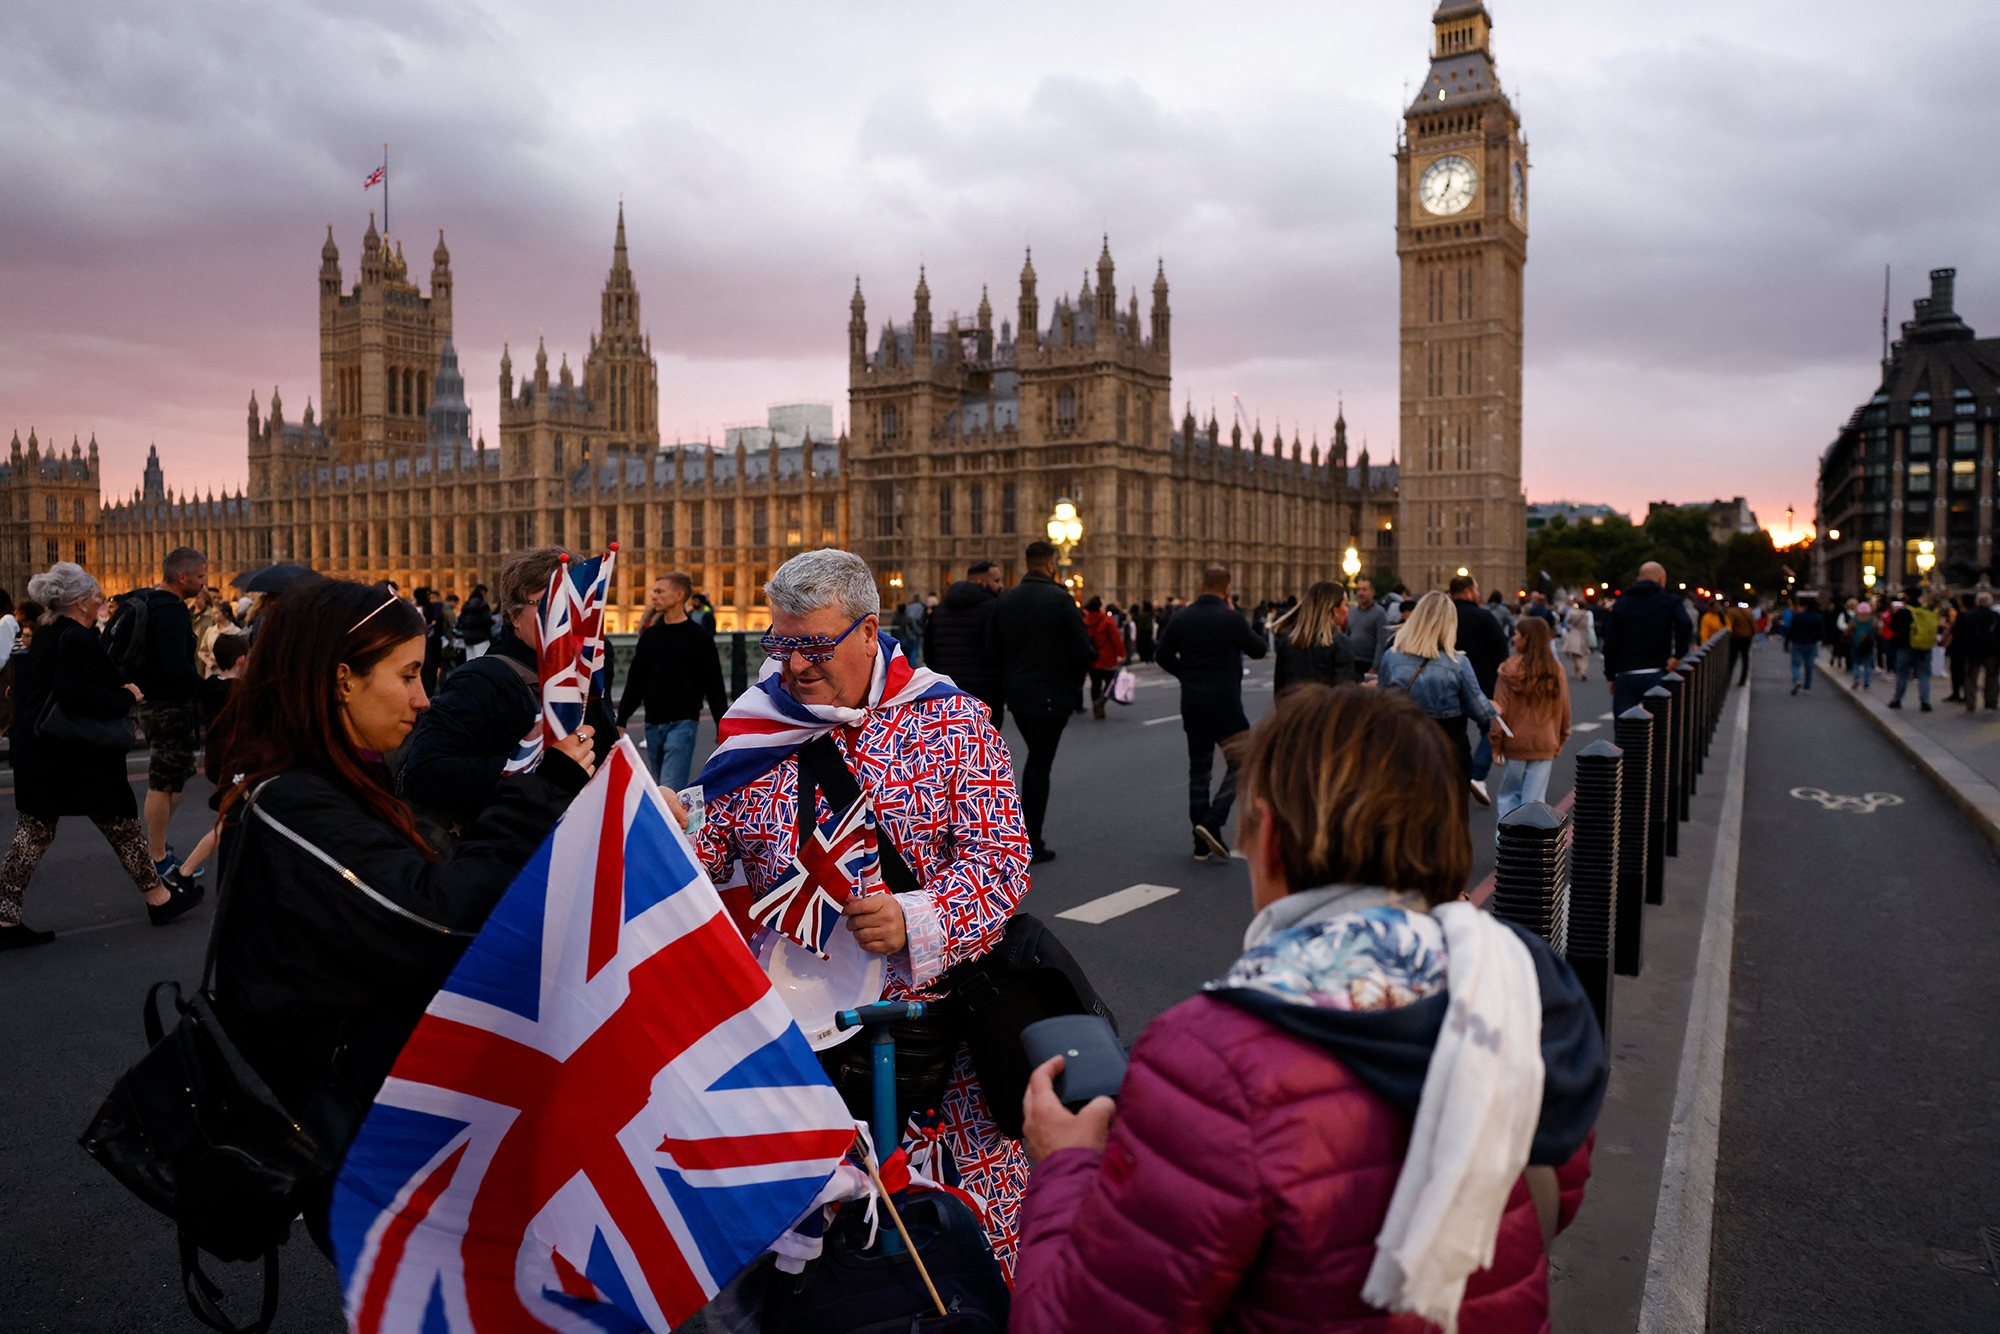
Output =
[
  {"x1": 0, "y1": 564, "x2": 203, "y2": 949},
  {"x1": 1377, "y1": 588, "x2": 1497, "y2": 784}
]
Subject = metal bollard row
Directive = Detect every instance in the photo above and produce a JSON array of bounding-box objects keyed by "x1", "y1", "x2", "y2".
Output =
[
  {"x1": 1566, "y1": 740, "x2": 1621, "y2": 1037},
  {"x1": 1491, "y1": 800, "x2": 1571, "y2": 959},
  {"x1": 1613, "y1": 705, "x2": 1653, "y2": 975}
]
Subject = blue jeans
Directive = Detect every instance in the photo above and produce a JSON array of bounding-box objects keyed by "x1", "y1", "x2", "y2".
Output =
[
  {"x1": 1789, "y1": 643, "x2": 1817, "y2": 689},
  {"x1": 644, "y1": 718, "x2": 700, "y2": 791},
  {"x1": 1852, "y1": 645, "x2": 1872, "y2": 687},
  {"x1": 1470, "y1": 728, "x2": 1494, "y2": 782},
  {"x1": 1892, "y1": 647, "x2": 1931, "y2": 706},
  {"x1": 1495, "y1": 758, "x2": 1553, "y2": 834}
]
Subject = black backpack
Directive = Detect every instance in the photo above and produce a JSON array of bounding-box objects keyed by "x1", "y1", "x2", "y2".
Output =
[
  {"x1": 760, "y1": 1191, "x2": 1008, "y2": 1334},
  {"x1": 103, "y1": 591, "x2": 155, "y2": 680}
]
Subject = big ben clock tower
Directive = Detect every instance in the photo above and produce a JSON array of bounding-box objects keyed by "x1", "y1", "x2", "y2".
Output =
[{"x1": 1397, "y1": 0, "x2": 1527, "y2": 598}]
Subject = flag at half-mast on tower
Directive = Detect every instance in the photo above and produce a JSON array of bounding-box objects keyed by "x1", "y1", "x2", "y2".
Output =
[
  {"x1": 504, "y1": 548, "x2": 618, "y2": 773},
  {"x1": 362, "y1": 166, "x2": 384, "y2": 189}
]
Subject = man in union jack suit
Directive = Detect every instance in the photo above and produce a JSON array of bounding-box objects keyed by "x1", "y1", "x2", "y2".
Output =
[{"x1": 691, "y1": 548, "x2": 1035, "y2": 1274}]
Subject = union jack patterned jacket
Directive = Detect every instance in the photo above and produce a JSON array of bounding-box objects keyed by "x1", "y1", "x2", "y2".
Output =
[{"x1": 693, "y1": 692, "x2": 1030, "y2": 995}]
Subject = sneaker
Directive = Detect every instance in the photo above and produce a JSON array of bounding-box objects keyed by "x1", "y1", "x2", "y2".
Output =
[
  {"x1": 1791, "y1": 683, "x2": 1800, "y2": 695},
  {"x1": 0, "y1": 922, "x2": 56, "y2": 950},
  {"x1": 1920, "y1": 702, "x2": 1933, "y2": 712},
  {"x1": 1469, "y1": 779, "x2": 1492, "y2": 807},
  {"x1": 152, "y1": 846, "x2": 177, "y2": 879},
  {"x1": 1030, "y1": 846, "x2": 1058, "y2": 865},
  {"x1": 1888, "y1": 700, "x2": 1902, "y2": 709},
  {"x1": 1192, "y1": 840, "x2": 1211, "y2": 863},
  {"x1": 148, "y1": 877, "x2": 206, "y2": 927},
  {"x1": 1195, "y1": 825, "x2": 1231, "y2": 860}
]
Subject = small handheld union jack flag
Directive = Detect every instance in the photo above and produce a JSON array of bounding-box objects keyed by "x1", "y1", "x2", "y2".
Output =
[
  {"x1": 504, "y1": 548, "x2": 616, "y2": 774},
  {"x1": 750, "y1": 794, "x2": 884, "y2": 958}
]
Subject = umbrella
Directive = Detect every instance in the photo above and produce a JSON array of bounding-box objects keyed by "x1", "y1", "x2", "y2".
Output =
[{"x1": 231, "y1": 564, "x2": 316, "y2": 594}]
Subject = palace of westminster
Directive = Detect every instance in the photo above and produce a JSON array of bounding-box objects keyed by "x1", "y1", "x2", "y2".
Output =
[{"x1": 7, "y1": 1, "x2": 1527, "y2": 627}]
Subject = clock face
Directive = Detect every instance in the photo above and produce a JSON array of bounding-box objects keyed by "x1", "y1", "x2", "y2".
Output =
[
  {"x1": 1418, "y1": 154, "x2": 1477, "y2": 216},
  {"x1": 1510, "y1": 161, "x2": 1526, "y2": 220}
]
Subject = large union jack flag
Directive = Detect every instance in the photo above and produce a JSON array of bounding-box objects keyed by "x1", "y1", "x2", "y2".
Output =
[
  {"x1": 748, "y1": 794, "x2": 883, "y2": 959},
  {"x1": 330, "y1": 737, "x2": 856, "y2": 1333},
  {"x1": 505, "y1": 549, "x2": 616, "y2": 774}
]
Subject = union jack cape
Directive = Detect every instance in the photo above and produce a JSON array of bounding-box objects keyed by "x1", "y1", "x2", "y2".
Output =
[
  {"x1": 330, "y1": 737, "x2": 857, "y2": 1333},
  {"x1": 696, "y1": 630, "x2": 963, "y2": 799},
  {"x1": 504, "y1": 550, "x2": 616, "y2": 774}
]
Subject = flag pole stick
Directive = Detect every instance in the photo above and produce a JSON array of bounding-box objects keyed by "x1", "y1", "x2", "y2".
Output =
[
  {"x1": 383, "y1": 143, "x2": 389, "y2": 240},
  {"x1": 860, "y1": 1145, "x2": 949, "y2": 1319}
]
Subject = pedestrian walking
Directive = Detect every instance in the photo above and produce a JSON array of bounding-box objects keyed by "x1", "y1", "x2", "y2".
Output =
[
  {"x1": 400, "y1": 547, "x2": 618, "y2": 833},
  {"x1": 1943, "y1": 595, "x2": 1974, "y2": 703},
  {"x1": 1450, "y1": 575, "x2": 1510, "y2": 805},
  {"x1": 1155, "y1": 564, "x2": 1267, "y2": 862},
  {"x1": 1345, "y1": 576, "x2": 1390, "y2": 681},
  {"x1": 1271, "y1": 580, "x2": 1354, "y2": 695},
  {"x1": 1559, "y1": 600, "x2": 1596, "y2": 680},
  {"x1": 1727, "y1": 600, "x2": 1755, "y2": 686},
  {"x1": 1601, "y1": 561, "x2": 1694, "y2": 718},
  {"x1": 1523, "y1": 591, "x2": 1558, "y2": 628},
  {"x1": 1082, "y1": 597, "x2": 1124, "y2": 719},
  {"x1": 1135, "y1": 599, "x2": 1156, "y2": 663},
  {"x1": 987, "y1": 540, "x2": 1094, "y2": 863},
  {"x1": 206, "y1": 578, "x2": 593, "y2": 1255},
  {"x1": 1012, "y1": 684, "x2": 1605, "y2": 1334},
  {"x1": 1849, "y1": 600, "x2": 1876, "y2": 689},
  {"x1": 1378, "y1": 590, "x2": 1497, "y2": 789},
  {"x1": 1487, "y1": 588, "x2": 1517, "y2": 642},
  {"x1": 1888, "y1": 591, "x2": 1939, "y2": 712},
  {"x1": 616, "y1": 572, "x2": 730, "y2": 790},
  {"x1": 1785, "y1": 598, "x2": 1825, "y2": 695},
  {"x1": 922, "y1": 560, "x2": 1006, "y2": 723},
  {"x1": 0, "y1": 565, "x2": 203, "y2": 949},
  {"x1": 1957, "y1": 591, "x2": 2000, "y2": 710},
  {"x1": 106, "y1": 545, "x2": 210, "y2": 880},
  {"x1": 1491, "y1": 616, "x2": 1572, "y2": 830}
]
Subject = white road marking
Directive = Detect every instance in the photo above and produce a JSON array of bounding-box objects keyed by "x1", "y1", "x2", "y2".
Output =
[
  {"x1": 1598, "y1": 712, "x2": 1616, "y2": 720},
  {"x1": 1142, "y1": 714, "x2": 1182, "y2": 726},
  {"x1": 1573, "y1": 722, "x2": 1603, "y2": 732},
  {"x1": 1638, "y1": 678, "x2": 1750, "y2": 1334},
  {"x1": 1055, "y1": 883, "x2": 1182, "y2": 924},
  {"x1": 1788, "y1": 787, "x2": 1903, "y2": 814}
]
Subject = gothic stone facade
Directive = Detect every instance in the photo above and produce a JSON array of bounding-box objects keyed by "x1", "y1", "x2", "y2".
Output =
[
  {"x1": 100, "y1": 211, "x2": 848, "y2": 630},
  {"x1": 0, "y1": 430, "x2": 102, "y2": 600},
  {"x1": 849, "y1": 240, "x2": 1397, "y2": 606},
  {"x1": 1397, "y1": 0, "x2": 1529, "y2": 597}
]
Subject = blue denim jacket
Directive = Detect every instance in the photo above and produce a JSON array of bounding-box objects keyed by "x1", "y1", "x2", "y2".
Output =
[{"x1": 1378, "y1": 648, "x2": 1495, "y2": 722}]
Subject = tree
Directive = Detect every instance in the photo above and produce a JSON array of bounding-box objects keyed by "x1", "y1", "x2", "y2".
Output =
[
  {"x1": 1718, "y1": 531, "x2": 1786, "y2": 596},
  {"x1": 1525, "y1": 514, "x2": 1650, "y2": 592}
]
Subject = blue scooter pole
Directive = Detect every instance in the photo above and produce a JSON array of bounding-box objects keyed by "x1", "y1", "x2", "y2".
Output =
[{"x1": 836, "y1": 1001, "x2": 928, "y2": 1165}]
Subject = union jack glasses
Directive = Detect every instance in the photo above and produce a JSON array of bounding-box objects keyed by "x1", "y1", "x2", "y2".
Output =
[{"x1": 759, "y1": 612, "x2": 871, "y2": 665}]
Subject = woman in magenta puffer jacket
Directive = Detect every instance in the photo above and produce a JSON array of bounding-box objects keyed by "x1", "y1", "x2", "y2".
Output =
[{"x1": 1013, "y1": 685, "x2": 1607, "y2": 1334}]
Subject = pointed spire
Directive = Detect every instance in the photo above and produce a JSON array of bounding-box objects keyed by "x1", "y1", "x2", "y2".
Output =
[
  {"x1": 851, "y1": 275, "x2": 866, "y2": 318},
  {"x1": 612, "y1": 201, "x2": 629, "y2": 272},
  {"x1": 433, "y1": 227, "x2": 450, "y2": 269},
  {"x1": 322, "y1": 224, "x2": 339, "y2": 265},
  {"x1": 364, "y1": 210, "x2": 380, "y2": 249}
]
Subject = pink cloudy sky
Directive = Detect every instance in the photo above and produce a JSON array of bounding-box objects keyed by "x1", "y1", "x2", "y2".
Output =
[{"x1": 3, "y1": 0, "x2": 1994, "y2": 543}]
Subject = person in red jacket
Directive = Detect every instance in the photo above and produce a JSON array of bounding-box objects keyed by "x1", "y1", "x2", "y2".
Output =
[
  {"x1": 1013, "y1": 684, "x2": 1606, "y2": 1334},
  {"x1": 1082, "y1": 596, "x2": 1125, "y2": 721}
]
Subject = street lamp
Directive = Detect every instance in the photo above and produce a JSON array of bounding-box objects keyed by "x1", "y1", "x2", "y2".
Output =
[
  {"x1": 1046, "y1": 497, "x2": 1083, "y2": 590},
  {"x1": 1456, "y1": 566, "x2": 1470, "y2": 578},
  {"x1": 1828, "y1": 528, "x2": 1841, "y2": 540},
  {"x1": 1342, "y1": 546, "x2": 1361, "y2": 580},
  {"x1": 1862, "y1": 564, "x2": 1876, "y2": 589},
  {"x1": 1916, "y1": 540, "x2": 1936, "y2": 576}
]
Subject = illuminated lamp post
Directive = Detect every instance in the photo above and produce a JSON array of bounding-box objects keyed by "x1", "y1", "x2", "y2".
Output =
[{"x1": 1047, "y1": 498, "x2": 1083, "y2": 594}]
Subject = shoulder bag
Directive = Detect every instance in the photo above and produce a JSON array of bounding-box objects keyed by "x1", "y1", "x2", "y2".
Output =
[{"x1": 35, "y1": 692, "x2": 138, "y2": 750}]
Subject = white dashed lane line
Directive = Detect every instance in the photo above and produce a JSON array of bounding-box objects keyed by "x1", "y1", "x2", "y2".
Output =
[
  {"x1": 1573, "y1": 722, "x2": 1603, "y2": 732},
  {"x1": 1142, "y1": 714, "x2": 1182, "y2": 726},
  {"x1": 1055, "y1": 883, "x2": 1182, "y2": 924}
]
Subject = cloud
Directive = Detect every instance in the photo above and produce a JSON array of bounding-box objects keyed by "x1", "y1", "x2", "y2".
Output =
[{"x1": 1, "y1": 0, "x2": 1994, "y2": 540}]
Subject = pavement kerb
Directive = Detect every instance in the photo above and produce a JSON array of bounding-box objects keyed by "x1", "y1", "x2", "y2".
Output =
[
  {"x1": 1819, "y1": 666, "x2": 2000, "y2": 858},
  {"x1": 1637, "y1": 675, "x2": 1750, "y2": 1334}
]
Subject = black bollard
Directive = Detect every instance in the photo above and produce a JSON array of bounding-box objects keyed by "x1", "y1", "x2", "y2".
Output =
[
  {"x1": 730, "y1": 630, "x2": 749, "y2": 698},
  {"x1": 1644, "y1": 682, "x2": 1676, "y2": 876},
  {"x1": 1661, "y1": 670, "x2": 1690, "y2": 824},
  {"x1": 1568, "y1": 740, "x2": 1621, "y2": 1037},
  {"x1": 1683, "y1": 649, "x2": 1706, "y2": 781},
  {"x1": 1614, "y1": 706, "x2": 1653, "y2": 974},
  {"x1": 1492, "y1": 800, "x2": 1570, "y2": 957}
]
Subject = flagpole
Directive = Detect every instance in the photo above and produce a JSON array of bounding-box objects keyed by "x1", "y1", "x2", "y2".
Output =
[{"x1": 383, "y1": 143, "x2": 389, "y2": 240}]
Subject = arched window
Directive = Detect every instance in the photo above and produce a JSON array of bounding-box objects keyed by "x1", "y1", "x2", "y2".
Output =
[
  {"x1": 45, "y1": 496, "x2": 56, "y2": 522},
  {"x1": 404, "y1": 369, "x2": 415, "y2": 416},
  {"x1": 417, "y1": 372, "x2": 428, "y2": 418}
]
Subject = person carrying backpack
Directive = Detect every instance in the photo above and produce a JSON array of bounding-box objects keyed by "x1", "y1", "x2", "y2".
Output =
[
  {"x1": 104, "y1": 546, "x2": 213, "y2": 879},
  {"x1": 1849, "y1": 600, "x2": 1876, "y2": 690},
  {"x1": 1889, "y1": 590, "x2": 1939, "y2": 712}
]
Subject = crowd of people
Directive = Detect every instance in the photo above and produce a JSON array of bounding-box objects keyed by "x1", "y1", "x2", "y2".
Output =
[{"x1": 42, "y1": 533, "x2": 1992, "y2": 1332}]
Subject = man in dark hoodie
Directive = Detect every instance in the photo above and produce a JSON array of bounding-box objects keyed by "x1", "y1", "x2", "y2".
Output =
[
  {"x1": 988, "y1": 541, "x2": 1094, "y2": 862},
  {"x1": 1450, "y1": 574, "x2": 1510, "y2": 805},
  {"x1": 1602, "y1": 560, "x2": 1694, "y2": 718},
  {"x1": 924, "y1": 560, "x2": 1005, "y2": 721}
]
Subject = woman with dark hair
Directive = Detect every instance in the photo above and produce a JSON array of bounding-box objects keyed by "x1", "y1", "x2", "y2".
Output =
[
  {"x1": 1, "y1": 565, "x2": 200, "y2": 950},
  {"x1": 1013, "y1": 685, "x2": 1606, "y2": 1333},
  {"x1": 1270, "y1": 580, "x2": 1353, "y2": 694},
  {"x1": 207, "y1": 578, "x2": 595, "y2": 1237}
]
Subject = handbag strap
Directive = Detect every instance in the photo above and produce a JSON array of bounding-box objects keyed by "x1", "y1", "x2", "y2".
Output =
[{"x1": 796, "y1": 734, "x2": 919, "y2": 898}]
